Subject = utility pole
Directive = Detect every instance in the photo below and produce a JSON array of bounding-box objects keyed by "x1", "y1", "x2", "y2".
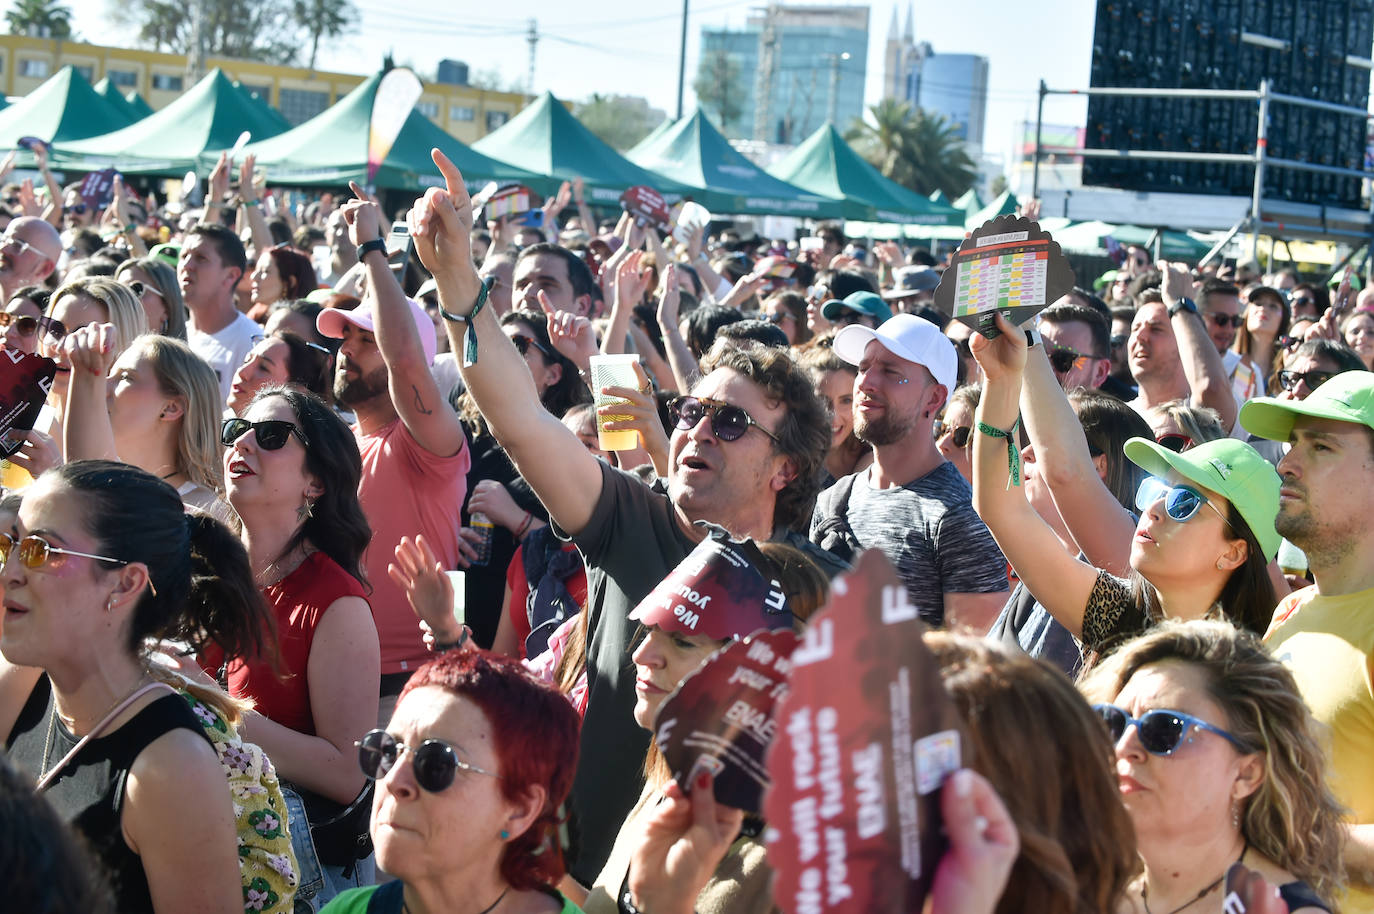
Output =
[
  {"x1": 826, "y1": 51, "x2": 850, "y2": 124},
  {"x1": 187, "y1": 0, "x2": 207, "y2": 84},
  {"x1": 753, "y1": 2, "x2": 777, "y2": 142},
  {"x1": 675, "y1": 0, "x2": 688, "y2": 119},
  {"x1": 526, "y1": 19, "x2": 539, "y2": 97}
]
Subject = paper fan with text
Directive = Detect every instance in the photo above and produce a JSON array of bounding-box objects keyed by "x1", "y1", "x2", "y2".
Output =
[
  {"x1": 934, "y1": 214, "x2": 1075, "y2": 338},
  {"x1": 762, "y1": 550, "x2": 968, "y2": 913}
]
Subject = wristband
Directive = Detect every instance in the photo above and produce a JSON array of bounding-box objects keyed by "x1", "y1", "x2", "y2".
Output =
[
  {"x1": 977, "y1": 418, "x2": 1023, "y2": 489},
  {"x1": 432, "y1": 628, "x2": 469, "y2": 653},
  {"x1": 515, "y1": 511, "x2": 533, "y2": 539},
  {"x1": 437, "y1": 276, "x2": 493, "y2": 366},
  {"x1": 1025, "y1": 327, "x2": 1042, "y2": 348},
  {"x1": 242, "y1": 198, "x2": 261, "y2": 208},
  {"x1": 357, "y1": 237, "x2": 387, "y2": 260}
]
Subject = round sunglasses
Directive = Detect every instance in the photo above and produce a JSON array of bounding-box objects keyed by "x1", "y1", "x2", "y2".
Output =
[
  {"x1": 669, "y1": 395, "x2": 778, "y2": 443},
  {"x1": 221, "y1": 417, "x2": 310, "y2": 451},
  {"x1": 1094, "y1": 703, "x2": 1250, "y2": 756},
  {"x1": 0, "y1": 311, "x2": 40, "y2": 337},
  {"x1": 1134, "y1": 476, "x2": 1230, "y2": 528},
  {"x1": 355, "y1": 729, "x2": 500, "y2": 793}
]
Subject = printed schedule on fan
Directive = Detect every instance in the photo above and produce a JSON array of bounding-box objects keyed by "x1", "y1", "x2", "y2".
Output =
[{"x1": 952, "y1": 231, "x2": 1050, "y2": 317}]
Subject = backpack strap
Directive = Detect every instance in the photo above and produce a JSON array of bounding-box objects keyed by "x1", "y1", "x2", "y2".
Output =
[{"x1": 811, "y1": 474, "x2": 861, "y2": 563}]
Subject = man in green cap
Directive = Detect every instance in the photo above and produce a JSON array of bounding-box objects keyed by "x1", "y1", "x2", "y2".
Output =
[{"x1": 1240, "y1": 371, "x2": 1374, "y2": 907}]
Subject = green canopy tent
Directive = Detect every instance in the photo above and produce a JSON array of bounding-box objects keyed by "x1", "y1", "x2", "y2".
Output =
[
  {"x1": 625, "y1": 116, "x2": 677, "y2": 160},
  {"x1": 967, "y1": 189, "x2": 1019, "y2": 228},
  {"x1": 767, "y1": 123, "x2": 964, "y2": 225},
  {"x1": 230, "y1": 72, "x2": 547, "y2": 193},
  {"x1": 125, "y1": 91, "x2": 154, "y2": 119},
  {"x1": 928, "y1": 188, "x2": 950, "y2": 206},
  {"x1": 93, "y1": 77, "x2": 141, "y2": 122},
  {"x1": 232, "y1": 81, "x2": 290, "y2": 133},
  {"x1": 1052, "y1": 220, "x2": 1211, "y2": 261},
  {"x1": 55, "y1": 69, "x2": 289, "y2": 176},
  {"x1": 472, "y1": 91, "x2": 692, "y2": 203},
  {"x1": 0, "y1": 66, "x2": 132, "y2": 154},
  {"x1": 628, "y1": 109, "x2": 841, "y2": 217},
  {"x1": 953, "y1": 187, "x2": 983, "y2": 214}
]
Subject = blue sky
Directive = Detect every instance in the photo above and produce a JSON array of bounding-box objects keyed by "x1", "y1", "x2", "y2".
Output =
[{"x1": 63, "y1": 0, "x2": 1097, "y2": 171}]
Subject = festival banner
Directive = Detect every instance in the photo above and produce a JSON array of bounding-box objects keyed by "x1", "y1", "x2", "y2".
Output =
[{"x1": 366, "y1": 68, "x2": 424, "y2": 187}]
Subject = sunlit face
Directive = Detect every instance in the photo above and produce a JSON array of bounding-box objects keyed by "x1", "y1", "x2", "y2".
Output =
[
  {"x1": 854, "y1": 342, "x2": 937, "y2": 447},
  {"x1": 936, "y1": 399, "x2": 974, "y2": 483},
  {"x1": 229, "y1": 337, "x2": 292, "y2": 414},
  {"x1": 250, "y1": 252, "x2": 285, "y2": 308},
  {"x1": 44, "y1": 293, "x2": 108, "y2": 400},
  {"x1": 1244, "y1": 293, "x2": 1284, "y2": 338},
  {"x1": 631, "y1": 625, "x2": 725, "y2": 729},
  {"x1": 2, "y1": 294, "x2": 42, "y2": 354},
  {"x1": 1275, "y1": 415, "x2": 1374, "y2": 552},
  {"x1": 814, "y1": 369, "x2": 856, "y2": 449},
  {"x1": 119, "y1": 266, "x2": 170, "y2": 334},
  {"x1": 223, "y1": 395, "x2": 315, "y2": 518},
  {"x1": 1129, "y1": 303, "x2": 1179, "y2": 384},
  {"x1": 1201, "y1": 292, "x2": 1242, "y2": 354},
  {"x1": 1130, "y1": 470, "x2": 1244, "y2": 588},
  {"x1": 1342, "y1": 312, "x2": 1374, "y2": 367},
  {"x1": 106, "y1": 348, "x2": 176, "y2": 449}
]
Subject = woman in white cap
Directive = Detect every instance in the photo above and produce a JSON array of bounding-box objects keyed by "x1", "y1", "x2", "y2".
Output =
[{"x1": 970, "y1": 313, "x2": 1281, "y2": 659}]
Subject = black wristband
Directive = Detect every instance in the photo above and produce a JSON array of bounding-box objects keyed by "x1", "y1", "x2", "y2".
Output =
[{"x1": 357, "y1": 237, "x2": 387, "y2": 259}]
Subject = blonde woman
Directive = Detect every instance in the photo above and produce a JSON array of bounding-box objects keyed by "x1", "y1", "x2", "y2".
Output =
[{"x1": 62, "y1": 326, "x2": 233, "y2": 523}]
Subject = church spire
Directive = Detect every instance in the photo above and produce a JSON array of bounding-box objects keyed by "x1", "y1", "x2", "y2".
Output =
[{"x1": 903, "y1": 1, "x2": 914, "y2": 41}]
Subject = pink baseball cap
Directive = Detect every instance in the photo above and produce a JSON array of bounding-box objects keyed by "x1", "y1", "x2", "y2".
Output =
[{"x1": 316, "y1": 297, "x2": 437, "y2": 365}]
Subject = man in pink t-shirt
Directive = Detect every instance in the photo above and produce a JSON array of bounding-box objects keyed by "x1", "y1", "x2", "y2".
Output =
[{"x1": 318, "y1": 198, "x2": 470, "y2": 716}]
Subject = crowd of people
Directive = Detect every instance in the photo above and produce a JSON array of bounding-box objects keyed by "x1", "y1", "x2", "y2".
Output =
[{"x1": 0, "y1": 142, "x2": 1370, "y2": 914}]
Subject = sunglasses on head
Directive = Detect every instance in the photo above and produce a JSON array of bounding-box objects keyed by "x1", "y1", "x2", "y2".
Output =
[
  {"x1": 1154, "y1": 432, "x2": 1194, "y2": 453},
  {"x1": 221, "y1": 417, "x2": 310, "y2": 451},
  {"x1": 355, "y1": 729, "x2": 499, "y2": 793},
  {"x1": 1134, "y1": 476, "x2": 1230, "y2": 527},
  {"x1": 509, "y1": 333, "x2": 553, "y2": 360},
  {"x1": 1278, "y1": 368, "x2": 1335, "y2": 393},
  {"x1": 1093, "y1": 703, "x2": 1250, "y2": 756},
  {"x1": 1048, "y1": 346, "x2": 1092, "y2": 374},
  {"x1": 0, "y1": 312, "x2": 39, "y2": 336},
  {"x1": 1206, "y1": 312, "x2": 1245, "y2": 329},
  {"x1": 0, "y1": 531, "x2": 128, "y2": 572},
  {"x1": 669, "y1": 395, "x2": 778, "y2": 443},
  {"x1": 933, "y1": 421, "x2": 972, "y2": 448}
]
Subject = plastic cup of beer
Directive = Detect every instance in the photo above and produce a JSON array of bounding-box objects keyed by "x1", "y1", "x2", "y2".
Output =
[{"x1": 589, "y1": 353, "x2": 641, "y2": 451}]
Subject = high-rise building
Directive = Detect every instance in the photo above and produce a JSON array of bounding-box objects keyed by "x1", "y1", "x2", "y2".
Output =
[
  {"x1": 881, "y1": 3, "x2": 988, "y2": 148},
  {"x1": 699, "y1": 3, "x2": 868, "y2": 145}
]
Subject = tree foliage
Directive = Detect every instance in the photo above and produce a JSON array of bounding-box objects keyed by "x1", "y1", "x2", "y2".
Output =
[
  {"x1": 846, "y1": 99, "x2": 977, "y2": 199},
  {"x1": 575, "y1": 93, "x2": 666, "y2": 153},
  {"x1": 112, "y1": 0, "x2": 354, "y2": 68},
  {"x1": 693, "y1": 48, "x2": 743, "y2": 134},
  {"x1": 6, "y1": 0, "x2": 73, "y2": 38}
]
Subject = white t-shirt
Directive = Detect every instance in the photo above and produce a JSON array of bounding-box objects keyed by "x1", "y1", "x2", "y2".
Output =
[{"x1": 189, "y1": 311, "x2": 264, "y2": 405}]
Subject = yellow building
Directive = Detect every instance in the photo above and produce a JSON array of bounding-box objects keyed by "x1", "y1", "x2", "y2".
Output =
[{"x1": 0, "y1": 35, "x2": 527, "y2": 144}]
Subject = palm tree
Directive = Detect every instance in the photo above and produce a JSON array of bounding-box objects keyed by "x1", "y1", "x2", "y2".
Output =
[
  {"x1": 846, "y1": 99, "x2": 976, "y2": 199},
  {"x1": 6, "y1": 0, "x2": 73, "y2": 38},
  {"x1": 291, "y1": 0, "x2": 355, "y2": 72}
]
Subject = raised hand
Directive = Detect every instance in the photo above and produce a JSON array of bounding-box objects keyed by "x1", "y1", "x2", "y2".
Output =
[
  {"x1": 968, "y1": 311, "x2": 1028, "y2": 381},
  {"x1": 208, "y1": 152, "x2": 230, "y2": 205},
  {"x1": 239, "y1": 154, "x2": 259, "y2": 204},
  {"x1": 388, "y1": 534, "x2": 464, "y2": 643},
  {"x1": 626, "y1": 774, "x2": 745, "y2": 914},
  {"x1": 540, "y1": 291, "x2": 598, "y2": 369},
  {"x1": 616, "y1": 250, "x2": 651, "y2": 307},
  {"x1": 1159, "y1": 260, "x2": 1196, "y2": 306},
  {"x1": 874, "y1": 240, "x2": 903, "y2": 266},
  {"x1": 342, "y1": 180, "x2": 383, "y2": 247},
  {"x1": 657, "y1": 262, "x2": 682, "y2": 329},
  {"x1": 927, "y1": 769, "x2": 1020, "y2": 914},
  {"x1": 407, "y1": 150, "x2": 479, "y2": 285},
  {"x1": 63, "y1": 322, "x2": 120, "y2": 378}
]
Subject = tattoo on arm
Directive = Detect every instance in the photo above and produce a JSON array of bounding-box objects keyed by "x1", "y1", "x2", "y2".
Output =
[{"x1": 411, "y1": 385, "x2": 433, "y2": 415}]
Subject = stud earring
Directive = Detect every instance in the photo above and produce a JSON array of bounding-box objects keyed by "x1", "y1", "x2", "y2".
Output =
[
  {"x1": 499, "y1": 829, "x2": 510, "y2": 841},
  {"x1": 1216, "y1": 560, "x2": 1226, "y2": 570}
]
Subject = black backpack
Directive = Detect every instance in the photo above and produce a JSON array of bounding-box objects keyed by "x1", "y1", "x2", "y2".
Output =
[{"x1": 809, "y1": 474, "x2": 862, "y2": 565}]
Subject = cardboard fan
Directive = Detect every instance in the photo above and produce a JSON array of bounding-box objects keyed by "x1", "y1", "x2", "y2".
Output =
[
  {"x1": 79, "y1": 168, "x2": 119, "y2": 211},
  {"x1": 763, "y1": 550, "x2": 967, "y2": 913},
  {"x1": 933, "y1": 214, "x2": 1075, "y2": 338},
  {"x1": 0, "y1": 349, "x2": 57, "y2": 459},
  {"x1": 620, "y1": 185, "x2": 671, "y2": 234},
  {"x1": 655, "y1": 628, "x2": 799, "y2": 815},
  {"x1": 484, "y1": 184, "x2": 535, "y2": 222}
]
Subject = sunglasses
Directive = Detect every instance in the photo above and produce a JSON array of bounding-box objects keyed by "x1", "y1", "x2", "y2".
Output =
[
  {"x1": 1277, "y1": 334, "x2": 1302, "y2": 352},
  {"x1": 36, "y1": 315, "x2": 66, "y2": 344},
  {"x1": 1134, "y1": 476, "x2": 1229, "y2": 527},
  {"x1": 1278, "y1": 369, "x2": 1335, "y2": 393},
  {"x1": 1094, "y1": 703, "x2": 1250, "y2": 756},
  {"x1": 933, "y1": 421, "x2": 972, "y2": 448},
  {"x1": 355, "y1": 729, "x2": 499, "y2": 793},
  {"x1": 668, "y1": 395, "x2": 778, "y2": 443},
  {"x1": 126, "y1": 280, "x2": 164, "y2": 301},
  {"x1": 1048, "y1": 346, "x2": 1092, "y2": 374},
  {"x1": 1206, "y1": 312, "x2": 1245, "y2": 329},
  {"x1": 764, "y1": 310, "x2": 792, "y2": 325},
  {"x1": 0, "y1": 312, "x2": 39, "y2": 336},
  {"x1": 1154, "y1": 432, "x2": 1194, "y2": 453},
  {"x1": 509, "y1": 333, "x2": 553, "y2": 360},
  {"x1": 221, "y1": 417, "x2": 310, "y2": 451},
  {"x1": 1110, "y1": 334, "x2": 1127, "y2": 349},
  {"x1": 0, "y1": 234, "x2": 40, "y2": 257},
  {"x1": 63, "y1": 204, "x2": 88, "y2": 215},
  {"x1": 1289, "y1": 296, "x2": 1316, "y2": 308},
  {"x1": 0, "y1": 531, "x2": 128, "y2": 572}
]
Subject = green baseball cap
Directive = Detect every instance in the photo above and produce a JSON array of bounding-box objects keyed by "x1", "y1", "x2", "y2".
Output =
[
  {"x1": 148, "y1": 242, "x2": 180, "y2": 267},
  {"x1": 1122, "y1": 437, "x2": 1282, "y2": 562},
  {"x1": 822, "y1": 290, "x2": 893, "y2": 325},
  {"x1": 1239, "y1": 370, "x2": 1374, "y2": 443}
]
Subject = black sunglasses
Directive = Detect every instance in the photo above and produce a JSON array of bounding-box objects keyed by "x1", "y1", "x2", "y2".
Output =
[
  {"x1": 1206, "y1": 312, "x2": 1245, "y2": 329},
  {"x1": 1278, "y1": 368, "x2": 1335, "y2": 393},
  {"x1": 1094, "y1": 703, "x2": 1250, "y2": 757},
  {"x1": 509, "y1": 332, "x2": 553, "y2": 360},
  {"x1": 1048, "y1": 345, "x2": 1092, "y2": 374},
  {"x1": 355, "y1": 729, "x2": 499, "y2": 793},
  {"x1": 1109, "y1": 334, "x2": 1127, "y2": 349},
  {"x1": 669, "y1": 395, "x2": 778, "y2": 443},
  {"x1": 221, "y1": 417, "x2": 310, "y2": 450},
  {"x1": 933, "y1": 421, "x2": 972, "y2": 448},
  {"x1": 36, "y1": 315, "x2": 66, "y2": 343},
  {"x1": 1289, "y1": 295, "x2": 1316, "y2": 308},
  {"x1": 0, "y1": 312, "x2": 39, "y2": 336},
  {"x1": 63, "y1": 203, "x2": 88, "y2": 215}
]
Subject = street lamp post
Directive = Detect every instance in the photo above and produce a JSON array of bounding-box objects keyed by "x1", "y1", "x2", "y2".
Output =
[{"x1": 826, "y1": 51, "x2": 851, "y2": 124}]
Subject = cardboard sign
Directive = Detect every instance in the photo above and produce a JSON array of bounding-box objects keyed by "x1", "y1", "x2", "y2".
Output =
[
  {"x1": 620, "y1": 185, "x2": 671, "y2": 234},
  {"x1": 17, "y1": 136, "x2": 50, "y2": 154},
  {"x1": 484, "y1": 184, "x2": 534, "y2": 222},
  {"x1": 755, "y1": 256, "x2": 796, "y2": 280},
  {"x1": 934, "y1": 214, "x2": 1075, "y2": 338},
  {"x1": 79, "y1": 169, "x2": 119, "y2": 211},
  {"x1": 655, "y1": 628, "x2": 799, "y2": 815},
  {"x1": 0, "y1": 349, "x2": 56, "y2": 458},
  {"x1": 763, "y1": 550, "x2": 967, "y2": 913}
]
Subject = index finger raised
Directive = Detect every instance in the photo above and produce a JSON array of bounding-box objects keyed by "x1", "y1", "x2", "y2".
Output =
[{"x1": 430, "y1": 149, "x2": 470, "y2": 205}]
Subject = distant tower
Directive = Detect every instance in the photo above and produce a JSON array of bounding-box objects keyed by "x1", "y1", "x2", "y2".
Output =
[{"x1": 882, "y1": 7, "x2": 901, "y2": 101}]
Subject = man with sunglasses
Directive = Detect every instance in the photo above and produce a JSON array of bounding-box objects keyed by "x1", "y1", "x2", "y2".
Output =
[
  {"x1": 317, "y1": 190, "x2": 471, "y2": 723},
  {"x1": 407, "y1": 149, "x2": 843, "y2": 883},
  {"x1": 1037, "y1": 302, "x2": 1113, "y2": 392},
  {"x1": 0, "y1": 216, "x2": 60, "y2": 301},
  {"x1": 1240, "y1": 372, "x2": 1374, "y2": 907},
  {"x1": 812, "y1": 313, "x2": 1009, "y2": 633}
]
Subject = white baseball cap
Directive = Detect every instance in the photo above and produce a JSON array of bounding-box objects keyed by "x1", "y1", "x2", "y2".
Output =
[{"x1": 833, "y1": 313, "x2": 958, "y2": 401}]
